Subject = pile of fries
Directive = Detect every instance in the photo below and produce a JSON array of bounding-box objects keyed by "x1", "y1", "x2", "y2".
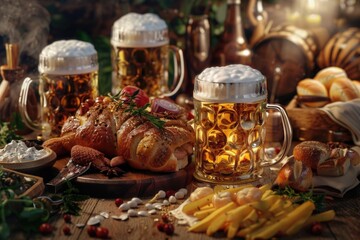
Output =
[{"x1": 183, "y1": 185, "x2": 335, "y2": 239}]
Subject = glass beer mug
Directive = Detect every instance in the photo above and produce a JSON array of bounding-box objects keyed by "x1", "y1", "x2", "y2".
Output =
[
  {"x1": 111, "y1": 12, "x2": 184, "y2": 97},
  {"x1": 193, "y1": 64, "x2": 292, "y2": 184},
  {"x1": 20, "y1": 40, "x2": 99, "y2": 138}
]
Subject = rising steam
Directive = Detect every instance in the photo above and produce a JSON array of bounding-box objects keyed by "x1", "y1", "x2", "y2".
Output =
[{"x1": 0, "y1": 0, "x2": 50, "y2": 63}]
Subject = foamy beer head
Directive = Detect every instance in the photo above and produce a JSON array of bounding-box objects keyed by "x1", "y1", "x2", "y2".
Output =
[
  {"x1": 111, "y1": 13, "x2": 169, "y2": 47},
  {"x1": 194, "y1": 64, "x2": 267, "y2": 103},
  {"x1": 38, "y1": 40, "x2": 98, "y2": 74}
]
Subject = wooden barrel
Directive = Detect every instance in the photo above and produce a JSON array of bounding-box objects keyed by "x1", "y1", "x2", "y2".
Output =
[
  {"x1": 252, "y1": 25, "x2": 328, "y2": 103},
  {"x1": 317, "y1": 27, "x2": 360, "y2": 80}
]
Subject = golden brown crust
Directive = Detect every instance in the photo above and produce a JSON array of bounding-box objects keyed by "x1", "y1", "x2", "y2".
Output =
[
  {"x1": 296, "y1": 79, "x2": 329, "y2": 107},
  {"x1": 329, "y1": 77, "x2": 360, "y2": 102},
  {"x1": 45, "y1": 99, "x2": 195, "y2": 173},
  {"x1": 42, "y1": 137, "x2": 67, "y2": 157},
  {"x1": 293, "y1": 141, "x2": 331, "y2": 170},
  {"x1": 314, "y1": 67, "x2": 347, "y2": 90},
  {"x1": 128, "y1": 119, "x2": 195, "y2": 172},
  {"x1": 274, "y1": 157, "x2": 313, "y2": 192}
]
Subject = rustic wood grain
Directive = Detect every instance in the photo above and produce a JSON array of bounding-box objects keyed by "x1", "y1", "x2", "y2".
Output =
[{"x1": 75, "y1": 163, "x2": 195, "y2": 199}]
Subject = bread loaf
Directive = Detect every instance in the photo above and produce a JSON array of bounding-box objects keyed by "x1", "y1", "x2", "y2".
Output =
[
  {"x1": 274, "y1": 157, "x2": 313, "y2": 192},
  {"x1": 293, "y1": 141, "x2": 330, "y2": 170},
  {"x1": 329, "y1": 77, "x2": 360, "y2": 102},
  {"x1": 352, "y1": 80, "x2": 360, "y2": 94},
  {"x1": 43, "y1": 95, "x2": 195, "y2": 173},
  {"x1": 314, "y1": 66, "x2": 347, "y2": 90},
  {"x1": 296, "y1": 79, "x2": 329, "y2": 107}
]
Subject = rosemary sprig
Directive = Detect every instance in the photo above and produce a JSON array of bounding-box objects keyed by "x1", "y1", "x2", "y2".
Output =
[
  {"x1": 109, "y1": 90, "x2": 165, "y2": 129},
  {"x1": 274, "y1": 186, "x2": 325, "y2": 212},
  {"x1": 57, "y1": 181, "x2": 89, "y2": 216}
]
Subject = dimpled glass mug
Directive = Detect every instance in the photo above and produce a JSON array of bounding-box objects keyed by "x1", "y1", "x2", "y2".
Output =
[
  {"x1": 111, "y1": 12, "x2": 184, "y2": 97},
  {"x1": 20, "y1": 39, "x2": 98, "y2": 138},
  {"x1": 193, "y1": 64, "x2": 292, "y2": 184}
]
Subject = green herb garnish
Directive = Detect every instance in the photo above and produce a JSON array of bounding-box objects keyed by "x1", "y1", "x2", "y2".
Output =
[
  {"x1": 0, "y1": 121, "x2": 22, "y2": 147},
  {"x1": 274, "y1": 186, "x2": 325, "y2": 212},
  {"x1": 109, "y1": 90, "x2": 165, "y2": 129},
  {"x1": 57, "y1": 181, "x2": 89, "y2": 216}
]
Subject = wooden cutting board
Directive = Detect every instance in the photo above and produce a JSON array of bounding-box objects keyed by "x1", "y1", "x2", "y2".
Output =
[{"x1": 51, "y1": 158, "x2": 195, "y2": 198}]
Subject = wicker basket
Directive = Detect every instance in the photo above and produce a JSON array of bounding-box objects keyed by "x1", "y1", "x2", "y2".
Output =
[{"x1": 286, "y1": 98, "x2": 353, "y2": 143}]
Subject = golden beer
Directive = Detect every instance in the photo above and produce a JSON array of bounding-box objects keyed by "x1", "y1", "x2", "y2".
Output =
[
  {"x1": 20, "y1": 40, "x2": 99, "y2": 138},
  {"x1": 194, "y1": 100, "x2": 267, "y2": 183},
  {"x1": 112, "y1": 45, "x2": 168, "y2": 96},
  {"x1": 193, "y1": 64, "x2": 292, "y2": 184},
  {"x1": 40, "y1": 72, "x2": 98, "y2": 136},
  {"x1": 111, "y1": 13, "x2": 184, "y2": 97}
]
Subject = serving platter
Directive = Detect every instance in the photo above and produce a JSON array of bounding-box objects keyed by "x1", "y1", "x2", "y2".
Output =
[
  {"x1": 51, "y1": 157, "x2": 195, "y2": 198},
  {"x1": 0, "y1": 147, "x2": 57, "y2": 173}
]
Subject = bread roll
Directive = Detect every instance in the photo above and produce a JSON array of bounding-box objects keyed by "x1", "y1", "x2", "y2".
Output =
[
  {"x1": 274, "y1": 157, "x2": 313, "y2": 192},
  {"x1": 352, "y1": 80, "x2": 360, "y2": 94},
  {"x1": 329, "y1": 77, "x2": 360, "y2": 102},
  {"x1": 314, "y1": 67, "x2": 347, "y2": 90},
  {"x1": 317, "y1": 155, "x2": 350, "y2": 177},
  {"x1": 296, "y1": 79, "x2": 329, "y2": 107},
  {"x1": 293, "y1": 141, "x2": 330, "y2": 170}
]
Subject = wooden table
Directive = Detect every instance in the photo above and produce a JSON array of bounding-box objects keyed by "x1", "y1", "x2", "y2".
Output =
[{"x1": 11, "y1": 157, "x2": 360, "y2": 240}]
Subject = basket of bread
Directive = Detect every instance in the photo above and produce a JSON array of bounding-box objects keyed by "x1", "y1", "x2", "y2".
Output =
[{"x1": 286, "y1": 66, "x2": 360, "y2": 143}]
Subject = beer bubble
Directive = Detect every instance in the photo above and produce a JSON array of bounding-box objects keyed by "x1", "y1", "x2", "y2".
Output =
[
  {"x1": 111, "y1": 13, "x2": 168, "y2": 48},
  {"x1": 39, "y1": 40, "x2": 98, "y2": 75},
  {"x1": 194, "y1": 64, "x2": 266, "y2": 103}
]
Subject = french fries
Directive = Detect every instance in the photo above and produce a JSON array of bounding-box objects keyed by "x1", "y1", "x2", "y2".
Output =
[{"x1": 183, "y1": 186, "x2": 335, "y2": 239}]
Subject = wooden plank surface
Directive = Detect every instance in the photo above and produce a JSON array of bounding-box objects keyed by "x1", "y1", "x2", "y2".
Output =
[{"x1": 38, "y1": 183, "x2": 360, "y2": 240}]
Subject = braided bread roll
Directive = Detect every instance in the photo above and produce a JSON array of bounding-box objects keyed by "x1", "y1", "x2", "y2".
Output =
[{"x1": 44, "y1": 98, "x2": 195, "y2": 172}]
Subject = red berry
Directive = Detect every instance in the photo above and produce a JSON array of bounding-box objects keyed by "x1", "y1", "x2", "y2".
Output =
[
  {"x1": 115, "y1": 198, "x2": 124, "y2": 207},
  {"x1": 275, "y1": 146, "x2": 281, "y2": 154},
  {"x1": 161, "y1": 213, "x2": 170, "y2": 223},
  {"x1": 96, "y1": 227, "x2": 109, "y2": 239},
  {"x1": 166, "y1": 190, "x2": 176, "y2": 198},
  {"x1": 187, "y1": 111, "x2": 194, "y2": 120},
  {"x1": 63, "y1": 214, "x2": 71, "y2": 223},
  {"x1": 63, "y1": 226, "x2": 71, "y2": 235},
  {"x1": 311, "y1": 222, "x2": 323, "y2": 235},
  {"x1": 39, "y1": 223, "x2": 53, "y2": 235},
  {"x1": 87, "y1": 225, "x2": 97, "y2": 237},
  {"x1": 120, "y1": 86, "x2": 149, "y2": 108},
  {"x1": 156, "y1": 222, "x2": 165, "y2": 232},
  {"x1": 163, "y1": 223, "x2": 174, "y2": 235}
]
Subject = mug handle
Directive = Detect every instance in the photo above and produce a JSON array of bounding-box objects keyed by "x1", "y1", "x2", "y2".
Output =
[
  {"x1": 19, "y1": 77, "x2": 42, "y2": 132},
  {"x1": 261, "y1": 103, "x2": 293, "y2": 166},
  {"x1": 162, "y1": 45, "x2": 185, "y2": 97}
]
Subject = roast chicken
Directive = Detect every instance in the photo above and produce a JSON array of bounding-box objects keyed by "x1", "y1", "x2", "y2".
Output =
[{"x1": 43, "y1": 87, "x2": 195, "y2": 173}]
